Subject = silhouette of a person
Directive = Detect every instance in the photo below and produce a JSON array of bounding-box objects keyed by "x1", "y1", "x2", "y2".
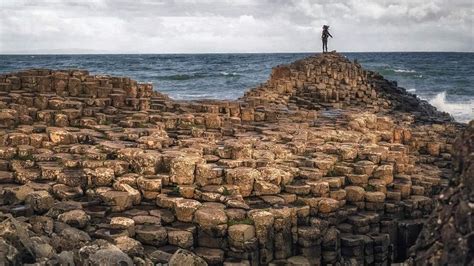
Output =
[{"x1": 322, "y1": 25, "x2": 333, "y2": 53}]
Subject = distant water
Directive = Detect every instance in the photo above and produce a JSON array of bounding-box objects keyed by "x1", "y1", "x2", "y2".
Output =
[{"x1": 0, "y1": 53, "x2": 472, "y2": 123}]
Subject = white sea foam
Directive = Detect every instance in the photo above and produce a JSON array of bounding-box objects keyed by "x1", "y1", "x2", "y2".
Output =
[
  {"x1": 406, "y1": 88, "x2": 417, "y2": 93},
  {"x1": 428, "y1": 92, "x2": 474, "y2": 123},
  {"x1": 220, "y1": 71, "x2": 238, "y2": 76},
  {"x1": 394, "y1": 69, "x2": 416, "y2": 73}
]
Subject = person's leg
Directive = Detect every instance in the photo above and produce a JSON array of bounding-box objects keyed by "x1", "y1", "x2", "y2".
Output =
[{"x1": 323, "y1": 39, "x2": 327, "y2": 53}]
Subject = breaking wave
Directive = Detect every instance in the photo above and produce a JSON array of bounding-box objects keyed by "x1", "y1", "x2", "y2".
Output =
[
  {"x1": 394, "y1": 68, "x2": 416, "y2": 73},
  {"x1": 428, "y1": 91, "x2": 473, "y2": 123},
  {"x1": 220, "y1": 71, "x2": 240, "y2": 76}
]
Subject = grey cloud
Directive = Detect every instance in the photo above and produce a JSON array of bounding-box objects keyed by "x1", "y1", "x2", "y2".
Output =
[{"x1": 0, "y1": 0, "x2": 472, "y2": 53}]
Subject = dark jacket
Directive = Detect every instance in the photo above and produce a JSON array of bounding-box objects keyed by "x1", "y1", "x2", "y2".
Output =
[{"x1": 322, "y1": 29, "x2": 332, "y2": 40}]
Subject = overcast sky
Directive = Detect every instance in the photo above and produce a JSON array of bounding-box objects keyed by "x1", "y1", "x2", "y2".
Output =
[{"x1": 0, "y1": 0, "x2": 472, "y2": 54}]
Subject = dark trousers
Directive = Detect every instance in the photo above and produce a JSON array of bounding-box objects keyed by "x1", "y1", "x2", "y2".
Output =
[{"x1": 322, "y1": 38, "x2": 328, "y2": 53}]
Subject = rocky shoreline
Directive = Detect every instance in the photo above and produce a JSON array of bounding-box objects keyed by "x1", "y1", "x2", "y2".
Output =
[{"x1": 0, "y1": 52, "x2": 470, "y2": 265}]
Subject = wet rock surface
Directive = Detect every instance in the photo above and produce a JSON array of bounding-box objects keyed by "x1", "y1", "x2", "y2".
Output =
[{"x1": 0, "y1": 52, "x2": 468, "y2": 265}]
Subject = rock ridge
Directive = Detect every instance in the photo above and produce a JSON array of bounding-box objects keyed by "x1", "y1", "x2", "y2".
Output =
[{"x1": 242, "y1": 52, "x2": 453, "y2": 123}]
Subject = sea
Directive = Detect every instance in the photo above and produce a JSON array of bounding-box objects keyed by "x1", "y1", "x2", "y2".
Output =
[{"x1": 0, "y1": 53, "x2": 472, "y2": 123}]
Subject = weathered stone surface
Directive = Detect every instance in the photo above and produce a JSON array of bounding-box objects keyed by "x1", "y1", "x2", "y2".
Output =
[
  {"x1": 137, "y1": 175, "x2": 162, "y2": 199},
  {"x1": 135, "y1": 224, "x2": 168, "y2": 246},
  {"x1": 85, "y1": 167, "x2": 115, "y2": 187},
  {"x1": 345, "y1": 186, "x2": 365, "y2": 202},
  {"x1": 169, "y1": 249, "x2": 208, "y2": 266},
  {"x1": 58, "y1": 209, "x2": 90, "y2": 228},
  {"x1": 170, "y1": 155, "x2": 204, "y2": 185},
  {"x1": 175, "y1": 199, "x2": 202, "y2": 222},
  {"x1": 168, "y1": 230, "x2": 194, "y2": 248},
  {"x1": 0, "y1": 53, "x2": 466, "y2": 265},
  {"x1": 52, "y1": 226, "x2": 92, "y2": 251},
  {"x1": 114, "y1": 236, "x2": 144, "y2": 256},
  {"x1": 47, "y1": 128, "x2": 77, "y2": 144},
  {"x1": 195, "y1": 247, "x2": 225, "y2": 265},
  {"x1": 133, "y1": 215, "x2": 161, "y2": 225},
  {"x1": 307, "y1": 181, "x2": 330, "y2": 196},
  {"x1": 287, "y1": 256, "x2": 311, "y2": 266},
  {"x1": 226, "y1": 167, "x2": 260, "y2": 197},
  {"x1": 81, "y1": 240, "x2": 134, "y2": 265},
  {"x1": 0, "y1": 171, "x2": 14, "y2": 183},
  {"x1": 318, "y1": 198, "x2": 340, "y2": 213},
  {"x1": 110, "y1": 216, "x2": 135, "y2": 236},
  {"x1": 347, "y1": 174, "x2": 369, "y2": 186},
  {"x1": 373, "y1": 164, "x2": 394, "y2": 184},
  {"x1": 228, "y1": 224, "x2": 255, "y2": 242},
  {"x1": 249, "y1": 210, "x2": 274, "y2": 264},
  {"x1": 25, "y1": 190, "x2": 54, "y2": 213},
  {"x1": 365, "y1": 191, "x2": 386, "y2": 203},
  {"x1": 195, "y1": 163, "x2": 223, "y2": 187},
  {"x1": 254, "y1": 180, "x2": 280, "y2": 196},
  {"x1": 0, "y1": 238, "x2": 20, "y2": 265},
  {"x1": 99, "y1": 188, "x2": 137, "y2": 211},
  {"x1": 194, "y1": 206, "x2": 228, "y2": 236}
]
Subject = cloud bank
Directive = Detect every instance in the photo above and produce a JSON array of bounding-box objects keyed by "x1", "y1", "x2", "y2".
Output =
[{"x1": 0, "y1": 0, "x2": 472, "y2": 53}]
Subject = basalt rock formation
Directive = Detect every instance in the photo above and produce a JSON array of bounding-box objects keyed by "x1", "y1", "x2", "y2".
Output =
[
  {"x1": 243, "y1": 53, "x2": 452, "y2": 122},
  {"x1": 0, "y1": 52, "x2": 468, "y2": 265},
  {"x1": 408, "y1": 121, "x2": 473, "y2": 265}
]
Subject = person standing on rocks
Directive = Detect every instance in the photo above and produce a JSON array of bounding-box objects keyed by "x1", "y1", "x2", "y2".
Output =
[{"x1": 322, "y1": 25, "x2": 333, "y2": 53}]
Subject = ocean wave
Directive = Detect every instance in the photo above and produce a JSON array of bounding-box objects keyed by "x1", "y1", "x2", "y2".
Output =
[
  {"x1": 394, "y1": 68, "x2": 416, "y2": 73},
  {"x1": 428, "y1": 91, "x2": 473, "y2": 123},
  {"x1": 447, "y1": 87, "x2": 474, "y2": 96},
  {"x1": 156, "y1": 71, "x2": 241, "y2": 81},
  {"x1": 220, "y1": 71, "x2": 240, "y2": 77},
  {"x1": 156, "y1": 74, "x2": 206, "y2": 81}
]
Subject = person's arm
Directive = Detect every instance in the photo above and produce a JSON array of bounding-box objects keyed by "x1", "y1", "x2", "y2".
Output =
[{"x1": 328, "y1": 32, "x2": 333, "y2": 38}]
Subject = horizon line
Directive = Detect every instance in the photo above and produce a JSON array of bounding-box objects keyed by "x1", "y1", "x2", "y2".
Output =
[{"x1": 1, "y1": 51, "x2": 473, "y2": 56}]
